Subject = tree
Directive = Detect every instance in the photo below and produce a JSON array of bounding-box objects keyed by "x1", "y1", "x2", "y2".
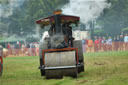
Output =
[
  {"x1": 6, "y1": 0, "x2": 68, "y2": 37},
  {"x1": 99, "y1": 0, "x2": 128, "y2": 36}
]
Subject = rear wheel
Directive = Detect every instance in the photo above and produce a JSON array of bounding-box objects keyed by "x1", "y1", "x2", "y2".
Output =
[
  {"x1": 39, "y1": 41, "x2": 48, "y2": 76},
  {"x1": 73, "y1": 40, "x2": 84, "y2": 73},
  {"x1": 0, "y1": 62, "x2": 3, "y2": 76},
  {"x1": 40, "y1": 59, "x2": 45, "y2": 76},
  {"x1": 39, "y1": 50, "x2": 45, "y2": 76}
]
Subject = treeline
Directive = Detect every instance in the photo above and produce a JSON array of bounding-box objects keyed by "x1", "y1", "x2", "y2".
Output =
[
  {"x1": 100, "y1": 0, "x2": 128, "y2": 36},
  {"x1": 0, "y1": 0, "x2": 68, "y2": 37},
  {"x1": 0, "y1": 0, "x2": 128, "y2": 37}
]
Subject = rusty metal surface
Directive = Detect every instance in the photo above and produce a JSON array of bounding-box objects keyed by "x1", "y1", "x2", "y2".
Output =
[
  {"x1": 42, "y1": 48, "x2": 79, "y2": 64},
  {"x1": 44, "y1": 51, "x2": 77, "y2": 78},
  {"x1": 45, "y1": 51, "x2": 76, "y2": 67}
]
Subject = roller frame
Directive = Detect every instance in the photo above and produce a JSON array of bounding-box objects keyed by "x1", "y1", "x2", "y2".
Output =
[{"x1": 39, "y1": 47, "x2": 84, "y2": 78}]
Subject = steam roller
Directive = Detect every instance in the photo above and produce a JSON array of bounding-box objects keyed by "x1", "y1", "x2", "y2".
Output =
[{"x1": 36, "y1": 10, "x2": 84, "y2": 79}]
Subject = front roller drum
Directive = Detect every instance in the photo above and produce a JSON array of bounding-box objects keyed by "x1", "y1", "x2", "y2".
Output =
[
  {"x1": 63, "y1": 68, "x2": 78, "y2": 78},
  {"x1": 45, "y1": 68, "x2": 77, "y2": 79},
  {"x1": 45, "y1": 69, "x2": 62, "y2": 79},
  {"x1": 44, "y1": 50, "x2": 78, "y2": 79}
]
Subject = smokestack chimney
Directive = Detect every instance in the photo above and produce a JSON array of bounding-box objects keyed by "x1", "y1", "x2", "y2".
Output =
[{"x1": 53, "y1": 10, "x2": 62, "y2": 34}]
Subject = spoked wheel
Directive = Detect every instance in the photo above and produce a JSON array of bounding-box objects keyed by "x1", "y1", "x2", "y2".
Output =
[{"x1": 0, "y1": 62, "x2": 3, "y2": 76}]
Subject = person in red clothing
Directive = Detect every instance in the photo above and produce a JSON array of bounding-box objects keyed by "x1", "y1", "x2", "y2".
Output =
[
  {"x1": 98, "y1": 36, "x2": 102, "y2": 51},
  {"x1": 94, "y1": 37, "x2": 99, "y2": 52}
]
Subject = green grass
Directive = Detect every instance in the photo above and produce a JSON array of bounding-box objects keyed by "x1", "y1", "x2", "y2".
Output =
[{"x1": 0, "y1": 51, "x2": 128, "y2": 85}]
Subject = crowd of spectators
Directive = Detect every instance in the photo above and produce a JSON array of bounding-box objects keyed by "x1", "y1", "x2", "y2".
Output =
[
  {"x1": 82, "y1": 33, "x2": 128, "y2": 52},
  {"x1": 0, "y1": 33, "x2": 128, "y2": 57},
  {"x1": 2, "y1": 41, "x2": 39, "y2": 57}
]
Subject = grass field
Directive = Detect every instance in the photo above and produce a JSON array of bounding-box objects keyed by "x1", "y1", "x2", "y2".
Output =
[{"x1": 0, "y1": 51, "x2": 128, "y2": 85}]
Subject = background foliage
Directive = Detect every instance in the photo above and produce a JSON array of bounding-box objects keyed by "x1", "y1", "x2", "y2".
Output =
[{"x1": 0, "y1": 0, "x2": 128, "y2": 38}]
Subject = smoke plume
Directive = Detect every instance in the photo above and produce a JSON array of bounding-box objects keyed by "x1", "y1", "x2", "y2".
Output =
[
  {"x1": 0, "y1": 0, "x2": 24, "y2": 18},
  {"x1": 62, "y1": 0, "x2": 111, "y2": 24}
]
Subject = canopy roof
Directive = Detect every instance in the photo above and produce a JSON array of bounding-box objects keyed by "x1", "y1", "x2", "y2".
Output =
[{"x1": 36, "y1": 15, "x2": 80, "y2": 27}]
